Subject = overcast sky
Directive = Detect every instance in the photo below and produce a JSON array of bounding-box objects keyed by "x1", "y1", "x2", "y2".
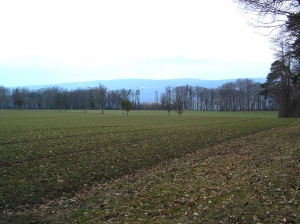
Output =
[{"x1": 0, "y1": 0, "x2": 273, "y2": 87}]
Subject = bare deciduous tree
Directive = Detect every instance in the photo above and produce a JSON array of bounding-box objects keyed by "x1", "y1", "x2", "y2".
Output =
[
  {"x1": 0, "y1": 86, "x2": 7, "y2": 109},
  {"x1": 94, "y1": 84, "x2": 107, "y2": 114},
  {"x1": 160, "y1": 86, "x2": 173, "y2": 115}
]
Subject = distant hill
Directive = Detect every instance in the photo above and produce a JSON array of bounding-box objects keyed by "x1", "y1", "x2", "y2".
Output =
[{"x1": 22, "y1": 78, "x2": 265, "y2": 102}]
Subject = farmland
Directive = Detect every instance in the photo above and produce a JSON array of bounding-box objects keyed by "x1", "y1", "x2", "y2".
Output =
[{"x1": 1, "y1": 110, "x2": 299, "y2": 223}]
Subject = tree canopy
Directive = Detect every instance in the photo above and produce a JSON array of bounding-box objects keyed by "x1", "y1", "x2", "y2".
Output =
[
  {"x1": 120, "y1": 99, "x2": 133, "y2": 115},
  {"x1": 235, "y1": 0, "x2": 300, "y2": 117}
]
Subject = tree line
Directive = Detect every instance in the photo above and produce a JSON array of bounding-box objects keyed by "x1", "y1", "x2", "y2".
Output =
[
  {"x1": 0, "y1": 78, "x2": 278, "y2": 114},
  {"x1": 0, "y1": 84, "x2": 140, "y2": 114},
  {"x1": 157, "y1": 78, "x2": 277, "y2": 114}
]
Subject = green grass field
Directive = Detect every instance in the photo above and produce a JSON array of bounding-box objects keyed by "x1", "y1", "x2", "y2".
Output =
[{"x1": 1, "y1": 110, "x2": 299, "y2": 223}]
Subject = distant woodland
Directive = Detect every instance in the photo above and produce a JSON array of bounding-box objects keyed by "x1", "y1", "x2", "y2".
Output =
[{"x1": 0, "y1": 78, "x2": 278, "y2": 113}]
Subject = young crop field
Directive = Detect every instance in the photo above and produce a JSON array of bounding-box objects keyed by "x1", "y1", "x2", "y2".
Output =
[{"x1": 0, "y1": 110, "x2": 299, "y2": 223}]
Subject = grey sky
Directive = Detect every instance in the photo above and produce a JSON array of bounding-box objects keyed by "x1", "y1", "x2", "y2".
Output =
[{"x1": 0, "y1": 0, "x2": 273, "y2": 87}]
